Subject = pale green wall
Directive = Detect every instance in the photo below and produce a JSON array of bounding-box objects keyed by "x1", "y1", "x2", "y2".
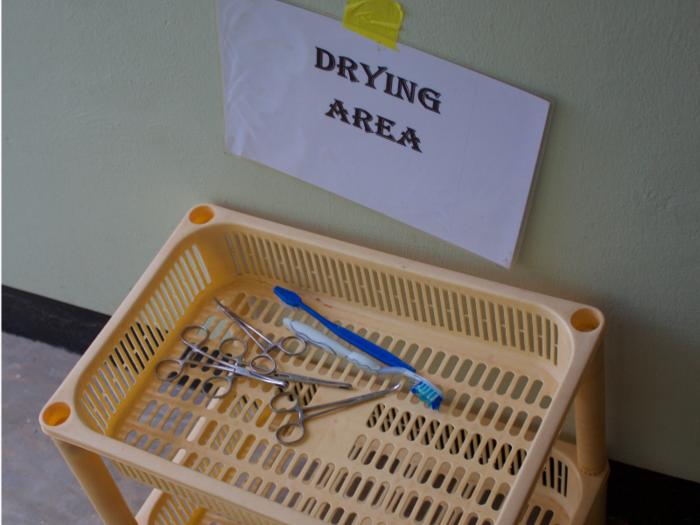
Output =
[{"x1": 4, "y1": 0, "x2": 699, "y2": 482}]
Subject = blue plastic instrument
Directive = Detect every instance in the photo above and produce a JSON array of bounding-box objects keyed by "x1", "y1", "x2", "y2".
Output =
[{"x1": 273, "y1": 286, "x2": 416, "y2": 373}]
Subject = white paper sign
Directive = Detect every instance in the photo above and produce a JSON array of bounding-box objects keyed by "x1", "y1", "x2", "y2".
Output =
[{"x1": 217, "y1": 0, "x2": 550, "y2": 267}]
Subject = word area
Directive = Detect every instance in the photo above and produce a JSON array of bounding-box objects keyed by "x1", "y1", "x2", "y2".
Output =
[{"x1": 325, "y1": 99, "x2": 422, "y2": 152}]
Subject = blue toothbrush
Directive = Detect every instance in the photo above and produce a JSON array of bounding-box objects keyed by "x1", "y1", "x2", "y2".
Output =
[
  {"x1": 274, "y1": 287, "x2": 443, "y2": 410},
  {"x1": 281, "y1": 317, "x2": 444, "y2": 411},
  {"x1": 274, "y1": 286, "x2": 415, "y2": 372}
]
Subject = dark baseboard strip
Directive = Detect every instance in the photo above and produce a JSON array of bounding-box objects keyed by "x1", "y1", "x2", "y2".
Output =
[
  {"x1": 2, "y1": 285, "x2": 699, "y2": 523},
  {"x1": 2, "y1": 285, "x2": 110, "y2": 354},
  {"x1": 607, "y1": 459, "x2": 700, "y2": 524}
]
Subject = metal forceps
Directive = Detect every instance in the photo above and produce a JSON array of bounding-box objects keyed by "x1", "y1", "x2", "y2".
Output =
[
  {"x1": 155, "y1": 325, "x2": 287, "y2": 398},
  {"x1": 215, "y1": 297, "x2": 306, "y2": 374},
  {"x1": 268, "y1": 370, "x2": 352, "y2": 390},
  {"x1": 270, "y1": 383, "x2": 401, "y2": 445},
  {"x1": 210, "y1": 323, "x2": 352, "y2": 391}
]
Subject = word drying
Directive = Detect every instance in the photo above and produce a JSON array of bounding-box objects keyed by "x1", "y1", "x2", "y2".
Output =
[{"x1": 315, "y1": 48, "x2": 442, "y2": 114}]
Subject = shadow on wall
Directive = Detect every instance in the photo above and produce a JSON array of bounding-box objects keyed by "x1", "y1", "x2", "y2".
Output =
[{"x1": 597, "y1": 295, "x2": 700, "y2": 483}]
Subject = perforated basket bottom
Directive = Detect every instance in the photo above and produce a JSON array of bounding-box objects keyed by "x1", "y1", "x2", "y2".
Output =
[{"x1": 95, "y1": 281, "x2": 567, "y2": 525}]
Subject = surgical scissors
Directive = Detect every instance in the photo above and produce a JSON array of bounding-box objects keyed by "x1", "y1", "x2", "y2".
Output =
[
  {"x1": 155, "y1": 325, "x2": 288, "y2": 398},
  {"x1": 215, "y1": 297, "x2": 306, "y2": 374},
  {"x1": 269, "y1": 383, "x2": 401, "y2": 445}
]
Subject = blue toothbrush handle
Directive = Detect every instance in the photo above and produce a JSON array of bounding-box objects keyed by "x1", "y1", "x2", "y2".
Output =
[
  {"x1": 301, "y1": 305, "x2": 416, "y2": 372},
  {"x1": 333, "y1": 324, "x2": 416, "y2": 372}
]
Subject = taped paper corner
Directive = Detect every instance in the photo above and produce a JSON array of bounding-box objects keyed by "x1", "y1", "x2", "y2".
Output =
[{"x1": 343, "y1": 0, "x2": 403, "y2": 50}]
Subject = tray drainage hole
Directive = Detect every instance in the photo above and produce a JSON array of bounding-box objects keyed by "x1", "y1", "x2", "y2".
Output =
[
  {"x1": 189, "y1": 205, "x2": 215, "y2": 225},
  {"x1": 43, "y1": 402, "x2": 71, "y2": 426},
  {"x1": 570, "y1": 308, "x2": 602, "y2": 332}
]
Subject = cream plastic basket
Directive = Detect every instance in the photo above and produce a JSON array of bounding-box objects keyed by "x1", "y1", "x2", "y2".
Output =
[{"x1": 40, "y1": 204, "x2": 608, "y2": 525}]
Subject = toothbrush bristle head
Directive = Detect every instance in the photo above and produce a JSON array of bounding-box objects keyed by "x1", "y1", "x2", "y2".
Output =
[
  {"x1": 410, "y1": 381, "x2": 444, "y2": 411},
  {"x1": 274, "y1": 286, "x2": 303, "y2": 308}
]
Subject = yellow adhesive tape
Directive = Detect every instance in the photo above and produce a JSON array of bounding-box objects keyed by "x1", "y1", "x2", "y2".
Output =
[{"x1": 343, "y1": 0, "x2": 404, "y2": 50}]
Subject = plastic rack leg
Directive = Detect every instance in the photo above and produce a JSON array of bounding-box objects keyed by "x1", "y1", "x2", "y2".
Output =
[{"x1": 53, "y1": 438, "x2": 138, "y2": 525}]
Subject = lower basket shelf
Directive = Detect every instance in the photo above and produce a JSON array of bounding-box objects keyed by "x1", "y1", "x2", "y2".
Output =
[{"x1": 133, "y1": 440, "x2": 608, "y2": 525}]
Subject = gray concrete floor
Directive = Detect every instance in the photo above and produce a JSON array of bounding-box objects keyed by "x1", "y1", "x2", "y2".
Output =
[{"x1": 2, "y1": 333, "x2": 152, "y2": 524}]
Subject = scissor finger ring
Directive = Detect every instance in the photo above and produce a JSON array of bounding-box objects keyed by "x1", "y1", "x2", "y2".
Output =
[
  {"x1": 154, "y1": 359, "x2": 185, "y2": 381},
  {"x1": 269, "y1": 391, "x2": 300, "y2": 413},
  {"x1": 249, "y1": 353, "x2": 277, "y2": 375},
  {"x1": 276, "y1": 420, "x2": 306, "y2": 446},
  {"x1": 277, "y1": 336, "x2": 307, "y2": 356}
]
